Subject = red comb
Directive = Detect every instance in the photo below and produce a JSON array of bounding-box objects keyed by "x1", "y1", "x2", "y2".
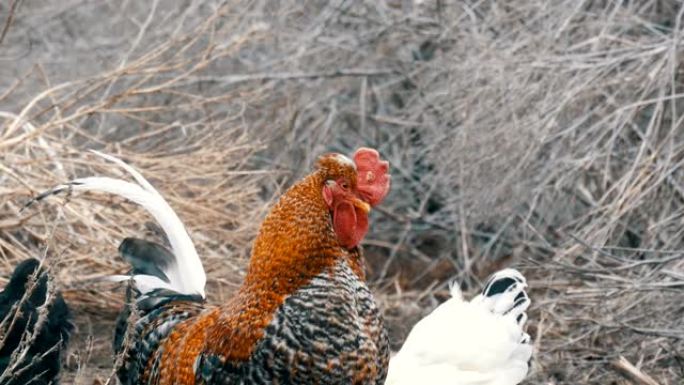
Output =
[{"x1": 354, "y1": 147, "x2": 390, "y2": 206}]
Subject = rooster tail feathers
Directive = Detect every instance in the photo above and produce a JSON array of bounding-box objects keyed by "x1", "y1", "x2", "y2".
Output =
[
  {"x1": 105, "y1": 238, "x2": 185, "y2": 297},
  {"x1": 118, "y1": 238, "x2": 173, "y2": 284},
  {"x1": 481, "y1": 268, "x2": 526, "y2": 297},
  {"x1": 474, "y1": 268, "x2": 531, "y2": 347},
  {"x1": 448, "y1": 269, "x2": 530, "y2": 317},
  {"x1": 476, "y1": 269, "x2": 530, "y2": 315},
  {"x1": 27, "y1": 151, "x2": 206, "y2": 298}
]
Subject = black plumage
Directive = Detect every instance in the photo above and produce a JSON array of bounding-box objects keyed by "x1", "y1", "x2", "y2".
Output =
[
  {"x1": 118, "y1": 237, "x2": 174, "y2": 284},
  {"x1": 0, "y1": 258, "x2": 73, "y2": 385},
  {"x1": 113, "y1": 238, "x2": 204, "y2": 385}
]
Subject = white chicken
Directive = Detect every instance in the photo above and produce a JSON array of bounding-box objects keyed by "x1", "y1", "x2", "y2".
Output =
[{"x1": 385, "y1": 269, "x2": 532, "y2": 385}]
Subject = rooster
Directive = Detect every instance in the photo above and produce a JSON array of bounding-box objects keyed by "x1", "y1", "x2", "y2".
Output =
[
  {"x1": 385, "y1": 269, "x2": 532, "y2": 385},
  {"x1": 29, "y1": 148, "x2": 391, "y2": 384},
  {"x1": 0, "y1": 258, "x2": 73, "y2": 385}
]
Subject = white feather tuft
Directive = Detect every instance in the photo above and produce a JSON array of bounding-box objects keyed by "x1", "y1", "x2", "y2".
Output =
[
  {"x1": 105, "y1": 274, "x2": 177, "y2": 294},
  {"x1": 50, "y1": 152, "x2": 206, "y2": 297},
  {"x1": 385, "y1": 269, "x2": 532, "y2": 385}
]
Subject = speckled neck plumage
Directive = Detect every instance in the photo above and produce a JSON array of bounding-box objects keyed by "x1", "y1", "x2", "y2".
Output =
[
  {"x1": 203, "y1": 170, "x2": 366, "y2": 362},
  {"x1": 246, "y1": 171, "x2": 365, "y2": 290}
]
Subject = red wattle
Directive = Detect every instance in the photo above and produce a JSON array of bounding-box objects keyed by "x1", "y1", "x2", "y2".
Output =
[{"x1": 333, "y1": 202, "x2": 369, "y2": 248}]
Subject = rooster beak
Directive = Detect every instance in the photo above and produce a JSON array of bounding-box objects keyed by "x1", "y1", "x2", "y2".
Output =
[{"x1": 352, "y1": 198, "x2": 371, "y2": 214}]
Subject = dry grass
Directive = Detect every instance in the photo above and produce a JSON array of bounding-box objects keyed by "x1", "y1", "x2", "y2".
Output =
[{"x1": 1, "y1": 1, "x2": 683, "y2": 384}]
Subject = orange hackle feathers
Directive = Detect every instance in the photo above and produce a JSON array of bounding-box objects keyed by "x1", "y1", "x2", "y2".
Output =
[{"x1": 147, "y1": 149, "x2": 391, "y2": 384}]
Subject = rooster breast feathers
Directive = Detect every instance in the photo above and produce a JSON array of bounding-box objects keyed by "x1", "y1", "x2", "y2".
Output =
[{"x1": 385, "y1": 269, "x2": 532, "y2": 385}]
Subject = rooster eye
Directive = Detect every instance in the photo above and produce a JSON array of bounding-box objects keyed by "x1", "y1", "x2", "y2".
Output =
[{"x1": 340, "y1": 181, "x2": 349, "y2": 189}]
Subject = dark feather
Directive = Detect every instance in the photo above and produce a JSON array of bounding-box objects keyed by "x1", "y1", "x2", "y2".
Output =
[
  {"x1": 0, "y1": 258, "x2": 73, "y2": 385},
  {"x1": 481, "y1": 270, "x2": 529, "y2": 315},
  {"x1": 118, "y1": 238, "x2": 174, "y2": 283},
  {"x1": 113, "y1": 238, "x2": 203, "y2": 368},
  {"x1": 21, "y1": 182, "x2": 84, "y2": 213},
  {"x1": 483, "y1": 277, "x2": 518, "y2": 296}
]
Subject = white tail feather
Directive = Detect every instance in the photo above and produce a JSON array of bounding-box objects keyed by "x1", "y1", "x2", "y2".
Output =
[
  {"x1": 105, "y1": 274, "x2": 176, "y2": 294},
  {"x1": 52, "y1": 152, "x2": 206, "y2": 297}
]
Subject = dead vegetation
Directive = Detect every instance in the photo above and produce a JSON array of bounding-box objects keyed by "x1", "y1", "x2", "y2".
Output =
[{"x1": 1, "y1": 1, "x2": 683, "y2": 384}]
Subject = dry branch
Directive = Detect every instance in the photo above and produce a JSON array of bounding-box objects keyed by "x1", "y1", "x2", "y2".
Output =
[{"x1": 612, "y1": 356, "x2": 662, "y2": 385}]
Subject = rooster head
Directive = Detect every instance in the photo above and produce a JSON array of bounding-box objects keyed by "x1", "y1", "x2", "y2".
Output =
[{"x1": 317, "y1": 148, "x2": 390, "y2": 249}]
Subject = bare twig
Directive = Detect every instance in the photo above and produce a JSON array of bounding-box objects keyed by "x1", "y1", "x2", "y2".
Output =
[
  {"x1": 0, "y1": 0, "x2": 21, "y2": 45},
  {"x1": 612, "y1": 356, "x2": 662, "y2": 385}
]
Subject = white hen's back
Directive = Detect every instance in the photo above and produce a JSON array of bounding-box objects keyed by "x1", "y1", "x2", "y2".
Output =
[{"x1": 385, "y1": 269, "x2": 532, "y2": 385}]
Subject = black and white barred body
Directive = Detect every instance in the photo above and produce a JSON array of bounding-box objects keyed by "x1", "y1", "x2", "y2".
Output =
[
  {"x1": 114, "y1": 289, "x2": 204, "y2": 385},
  {"x1": 194, "y1": 259, "x2": 389, "y2": 384},
  {"x1": 111, "y1": 238, "x2": 203, "y2": 385}
]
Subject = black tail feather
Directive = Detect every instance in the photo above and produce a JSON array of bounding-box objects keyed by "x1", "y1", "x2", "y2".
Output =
[
  {"x1": 118, "y1": 238, "x2": 175, "y2": 284},
  {"x1": 0, "y1": 258, "x2": 73, "y2": 385}
]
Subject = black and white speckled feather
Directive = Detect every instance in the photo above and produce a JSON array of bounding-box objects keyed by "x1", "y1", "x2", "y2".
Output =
[
  {"x1": 114, "y1": 289, "x2": 204, "y2": 385},
  {"x1": 113, "y1": 238, "x2": 205, "y2": 385},
  {"x1": 193, "y1": 259, "x2": 388, "y2": 384}
]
